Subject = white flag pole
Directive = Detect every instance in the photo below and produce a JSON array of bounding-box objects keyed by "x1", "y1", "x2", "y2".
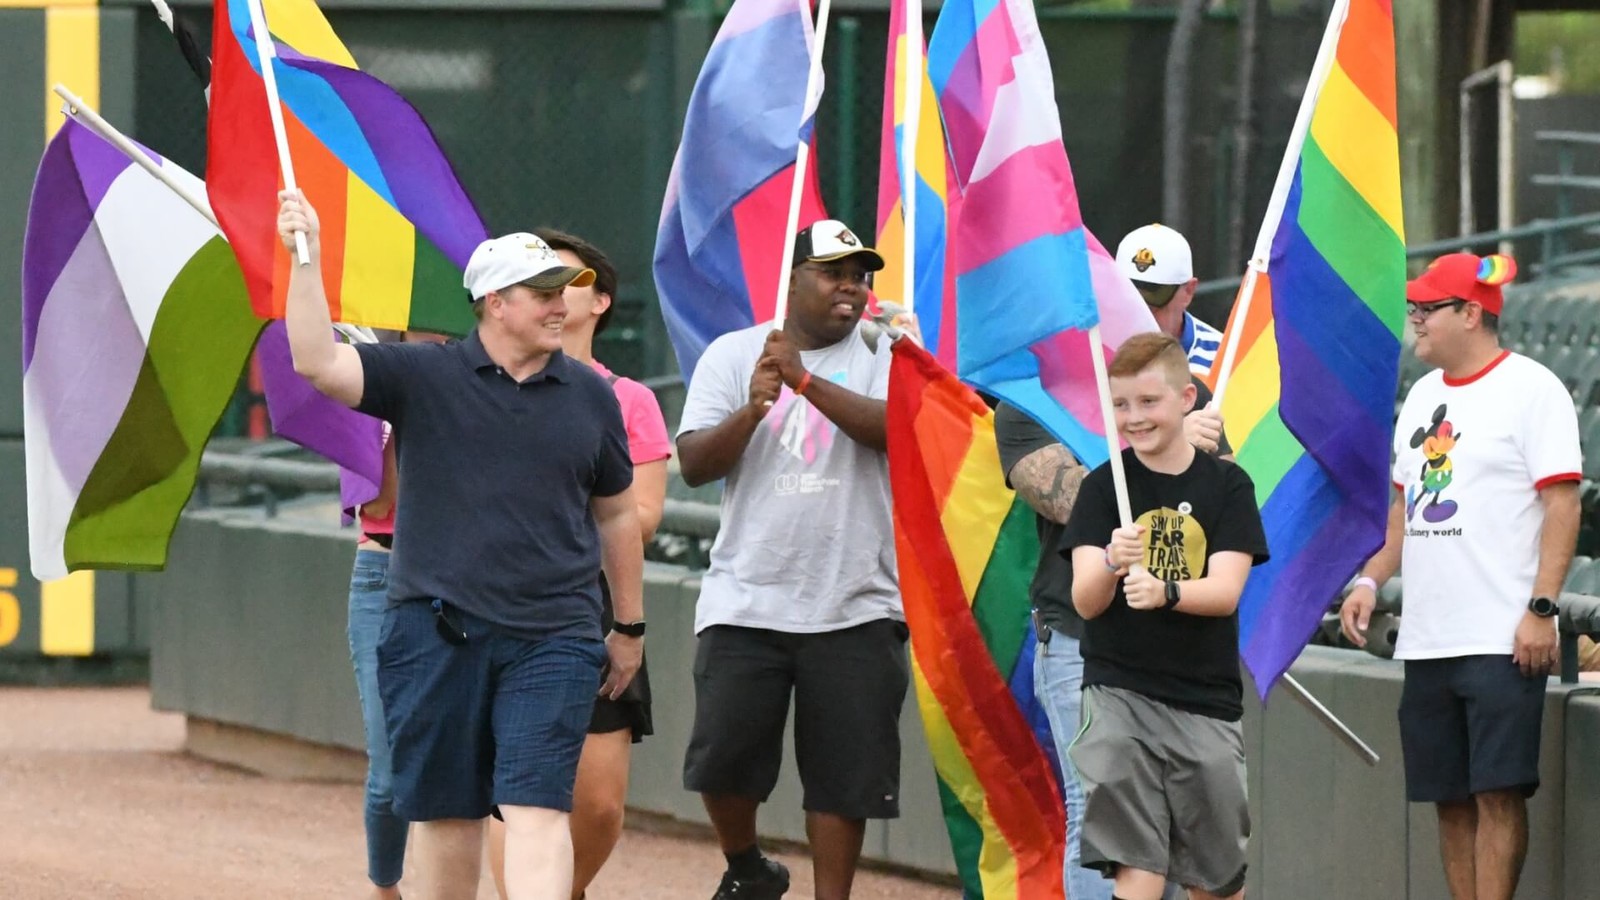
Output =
[
  {"x1": 1210, "y1": 0, "x2": 1348, "y2": 407},
  {"x1": 1209, "y1": 261, "x2": 1264, "y2": 404},
  {"x1": 771, "y1": 0, "x2": 833, "y2": 327},
  {"x1": 899, "y1": 0, "x2": 921, "y2": 318},
  {"x1": 54, "y1": 85, "x2": 218, "y2": 228},
  {"x1": 148, "y1": 0, "x2": 174, "y2": 29},
  {"x1": 243, "y1": 0, "x2": 310, "y2": 267},
  {"x1": 1088, "y1": 324, "x2": 1134, "y2": 528},
  {"x1": 53, "y1": 85, "x2": 378, "y2": 346}
]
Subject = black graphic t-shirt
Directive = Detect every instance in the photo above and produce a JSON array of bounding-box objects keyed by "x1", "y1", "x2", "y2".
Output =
[
  {"x1": 993, "y1": 381, "x2": 1232, "y2": 640},
  {"x1": 1061, "y1": 447, "x2": 1268, "y2": 721}
]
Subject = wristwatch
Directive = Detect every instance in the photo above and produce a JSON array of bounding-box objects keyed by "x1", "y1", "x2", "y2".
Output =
[
  {"x1": 1528, "y1": 597, "x2": 1559, "y2": 619},
  {"x1": 1163, "y1": 580, "x2": 1181, "y2": 609},
  {"x1": 611, "y1": 620, "x2": 647, "y2": 637}
]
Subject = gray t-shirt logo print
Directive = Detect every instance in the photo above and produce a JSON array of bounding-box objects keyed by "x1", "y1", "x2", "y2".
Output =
[{"x1": 779, "y1": 400, "x2": 810, "y2": 461}]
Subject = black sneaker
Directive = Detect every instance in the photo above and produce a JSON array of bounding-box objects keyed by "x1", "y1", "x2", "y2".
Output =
[{"x1": 711, "y1": 856, "x2": 790, "y2": 899}]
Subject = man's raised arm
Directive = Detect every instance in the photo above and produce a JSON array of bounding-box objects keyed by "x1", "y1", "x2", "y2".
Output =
[{"x1": 277, "y1": 190, "x2": 365, "y2": 407}]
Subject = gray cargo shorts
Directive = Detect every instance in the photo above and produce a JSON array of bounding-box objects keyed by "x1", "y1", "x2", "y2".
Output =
[{"x1": 1069, "y1": 684, "x2": 1250, "y2": 896}]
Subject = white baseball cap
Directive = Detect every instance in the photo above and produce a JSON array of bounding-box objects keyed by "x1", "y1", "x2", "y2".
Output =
[
  {"x1": 793, "y1": 220, "x2": 886, "y2": 271},
  {"x1": 1115, "y1": 224, "x2": 1194, "y2": 287},
  {"x1": 463, "y1": 233, "x2": 595, "y2": 301}
]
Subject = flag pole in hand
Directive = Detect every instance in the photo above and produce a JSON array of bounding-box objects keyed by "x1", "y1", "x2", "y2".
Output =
[
  {"x1": 771, "y1": 0, "x2": 833, "y2": 328},
  {"x1": 243, "y1": 0, "x2": 310, "y2": 267}
]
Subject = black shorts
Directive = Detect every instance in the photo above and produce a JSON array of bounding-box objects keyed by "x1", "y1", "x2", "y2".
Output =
[
  {"x1": 589, "y1": 651, "x2": 652, "y2": 742},
  {"x1": 1399, "y1": 655, "x2": 1547, "y2": 803},
  {"x1": 590, "y1": 574, "x2": 652, "y2": 742},
  {"x1": 682, "y1": 620, "x2": 910, "y2": 819}
]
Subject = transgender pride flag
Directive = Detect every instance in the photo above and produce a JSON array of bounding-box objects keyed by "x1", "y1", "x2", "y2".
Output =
[
  {"x1": 654, "y1": 0, "x2": 828, "y2": 381},
  {"x1": 928, "y1": 0, "x2": 1154, "y2": 467}
]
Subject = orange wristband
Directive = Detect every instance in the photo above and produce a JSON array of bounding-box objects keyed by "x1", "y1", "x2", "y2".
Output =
[{"x1": 795, "y1": 371, "x2": 813, "y2": 396}]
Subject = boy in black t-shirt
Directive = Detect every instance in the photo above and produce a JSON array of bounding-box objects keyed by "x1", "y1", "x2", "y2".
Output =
[{"x1": 1062, "y1": 333, "x2": 1269, "y2": 900}]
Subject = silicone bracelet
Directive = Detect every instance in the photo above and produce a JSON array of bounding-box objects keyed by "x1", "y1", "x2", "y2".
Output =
[
  {"x1": 795, "y1": 371, "x2": 813, "y2": 396},
  {"x1": 1353, "y1": 576, "x2": 1379, "y2": 593}
]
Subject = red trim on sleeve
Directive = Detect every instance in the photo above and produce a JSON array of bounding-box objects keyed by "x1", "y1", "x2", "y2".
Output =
[
  {"x1": 1443, "y1": 349, "x2": 1511, "y2": 386},
  {"x1": 1393, "y1": 481, "x2": 1404, "y2": 492},
  {"x1": 1534, "y1": 472, "x2": 1582, "y2": 491}
]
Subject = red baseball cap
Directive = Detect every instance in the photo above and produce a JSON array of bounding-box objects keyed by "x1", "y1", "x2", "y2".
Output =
[{"x1": 1405, "y1": 252, "x2": 1518, "y2": 315}]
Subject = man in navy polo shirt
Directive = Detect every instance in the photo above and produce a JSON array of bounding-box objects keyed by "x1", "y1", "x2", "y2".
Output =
[{"x1": 276, "y1": 191, "x2": 644, "y2": 900}]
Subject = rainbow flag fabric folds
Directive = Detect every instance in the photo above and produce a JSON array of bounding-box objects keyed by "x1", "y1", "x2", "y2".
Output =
[
  {"x1": 653, "y1": 0, "x2": 827, "y2": 381},
  {"x1": 887, "y1": 340, "x2": 1064, "y2": 900},
  {"x1": 927, "y1": 0, "x2": 1154, "y2": 468},
  {"x1": 208, "y1": 0, "x2": 485, "y2": 337},
  {"x1": 875, "y1": 0, "x2": 958, "y2": 369},
  {"x1": 1215, "y1": 0, "x2": 1404, "y2": 695},
  {"x1": 22, "y1": 120, "x2": 263, "y2": 580}
]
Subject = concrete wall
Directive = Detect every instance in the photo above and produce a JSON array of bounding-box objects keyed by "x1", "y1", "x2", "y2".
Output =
[{"x1": 147, "y1": 510, "x2": 1600, "y2": 895}]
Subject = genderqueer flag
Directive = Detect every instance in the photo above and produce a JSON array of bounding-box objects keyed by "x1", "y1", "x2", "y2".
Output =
[{"x1": 22, "y1": 119, "x2": 263, "y2": 580}]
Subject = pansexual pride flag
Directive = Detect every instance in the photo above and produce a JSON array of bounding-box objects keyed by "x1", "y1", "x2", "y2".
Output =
[
  {"x1": 927, "y1": 0, "x2": 1154, "y2": 468},
  {"x1": 1213, "y1": 0, "x2": 1404, "y2": 695},
  {"x1": 875, "y1": 0, "x2": 958, "y2": 368},
  {"x1": 22, "y1": 120, "x2": 262, "y2": 580},
  {"x1": 653, "y1": 0, "x2": 827, "y2": 380},
  {"x1": 208, "y1": 0, "x2": 484, "y2": 337},
  {"x1": 887, "y1": 340, "x2": 1064, "y2": 900}
]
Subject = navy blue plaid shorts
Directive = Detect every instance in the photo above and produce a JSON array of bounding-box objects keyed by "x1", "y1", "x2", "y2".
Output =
[{"x1": 376, "y1": 599, "x2": 605, "y2": 820}]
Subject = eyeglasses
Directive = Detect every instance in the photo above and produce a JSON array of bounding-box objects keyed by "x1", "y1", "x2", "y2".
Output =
[
  {"x1": 1406, "y1": 300, "x2": 1467, "y2": 319},
  {"x1": 800, "y1": 263, "x2": 872, "y2": 287}
]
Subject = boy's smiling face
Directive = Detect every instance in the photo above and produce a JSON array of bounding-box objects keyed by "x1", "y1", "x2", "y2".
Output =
[{"x1": 1111, "y1": 367, "x2": 1196, "y2": 458}]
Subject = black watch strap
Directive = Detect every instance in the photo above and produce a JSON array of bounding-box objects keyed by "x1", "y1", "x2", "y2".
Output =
[
  {"x1": 611, "y1": 620, "x2": 647, "y2": 637},
  {"x1": 1164, "y1": 580, "x2": 1180, "y2": 609}
]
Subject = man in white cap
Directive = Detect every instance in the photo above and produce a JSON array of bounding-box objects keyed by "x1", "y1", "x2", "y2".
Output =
[
  {"x1": 276, "y1": 190, "x2": 644, "y2": 900},
  {"x1": 676, "y1": 220, "x2": 906, "y2": 900},
  {"x1": 1116, "y1": 224, "x2": 1224, "y2": 377}
]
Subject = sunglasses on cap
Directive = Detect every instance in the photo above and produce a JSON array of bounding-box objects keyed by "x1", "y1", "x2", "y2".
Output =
[{"x1": 1133, "y1": 280, "x2": 1181, "y2": 308}]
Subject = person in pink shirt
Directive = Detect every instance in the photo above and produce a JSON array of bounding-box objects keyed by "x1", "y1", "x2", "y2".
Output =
[{"x1": 488, "y1": 231, "x2": 670, "y2": 900}]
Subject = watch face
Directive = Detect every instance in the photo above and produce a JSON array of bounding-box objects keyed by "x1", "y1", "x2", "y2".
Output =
[{"x1": 1531, "y1": 597, "x2": 1557, "y2": 617}]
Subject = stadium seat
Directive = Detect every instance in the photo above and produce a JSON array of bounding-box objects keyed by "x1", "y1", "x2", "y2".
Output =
[
  {"x1": 1565, "y1": 556, "x2": 1600, "y2": 595},
  {"x1": 1517, "y1": 291, "x2": 1560, "y2": 352},
  {"x1": 1396, "y1": 347, "x2": 1431, "y2": 398}
]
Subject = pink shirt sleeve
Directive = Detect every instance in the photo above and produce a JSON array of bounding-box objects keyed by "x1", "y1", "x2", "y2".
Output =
[{"x1": 611, "y1": 376, "x2": 672, "y2": 465}]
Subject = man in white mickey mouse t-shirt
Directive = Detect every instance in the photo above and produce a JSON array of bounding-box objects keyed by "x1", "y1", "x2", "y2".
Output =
[{"x1": 1340, "y1": 252, "x2": 1581, "y2": 900}]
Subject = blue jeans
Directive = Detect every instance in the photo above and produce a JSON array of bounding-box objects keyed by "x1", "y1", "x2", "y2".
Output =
[
  {"x1": 1035, "y1": 632, "x2": 1111, "y2": 900},
  {"x1": 349, "y1": 549, "x2": 407, "y2": 888}
]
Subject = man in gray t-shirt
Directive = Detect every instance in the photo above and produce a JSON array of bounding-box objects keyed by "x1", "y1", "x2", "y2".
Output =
[{"x1": 676, "y1": 221, "x2": 906, "y2": 900}]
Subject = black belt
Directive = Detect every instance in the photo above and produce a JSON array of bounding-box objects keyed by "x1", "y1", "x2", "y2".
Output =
[{"x1": 363, "y1": 532, "x2": 393, "y2": 549}]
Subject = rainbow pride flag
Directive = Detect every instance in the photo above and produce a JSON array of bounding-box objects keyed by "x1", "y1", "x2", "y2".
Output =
[
  {"x1": 653, "y1": 0, "x2": 828, "y2": 381},
  {"x1": 875, "y1": 0, "x2": 958, "y2": 369},
  {"x1": 927, "y1": 0, "x2": 1155, "y2": 468},
  {"x1": 208, "y1": 0, "x2": 485, "y2": 337},
  {"x1": 1213, "y1": 0, "x2": 1404, "y2": 695},
  {"x1": 887, "y1": 340, "x2": 1064, "y2": 899}
]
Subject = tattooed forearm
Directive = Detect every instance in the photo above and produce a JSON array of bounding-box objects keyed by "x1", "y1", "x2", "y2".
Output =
[{"x1": 1008, "y1": 443, "x2": 1087, "y2": 524}]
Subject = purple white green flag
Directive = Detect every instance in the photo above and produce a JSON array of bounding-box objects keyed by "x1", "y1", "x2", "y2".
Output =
[{"x1": 22, "y1": 118, "x2": 264, "y2": 580}]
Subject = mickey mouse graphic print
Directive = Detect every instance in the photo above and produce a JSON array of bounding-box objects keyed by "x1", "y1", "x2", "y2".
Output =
[{"x1": 1391, "y1": 351, "x2": 1582, "y2": 659}]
